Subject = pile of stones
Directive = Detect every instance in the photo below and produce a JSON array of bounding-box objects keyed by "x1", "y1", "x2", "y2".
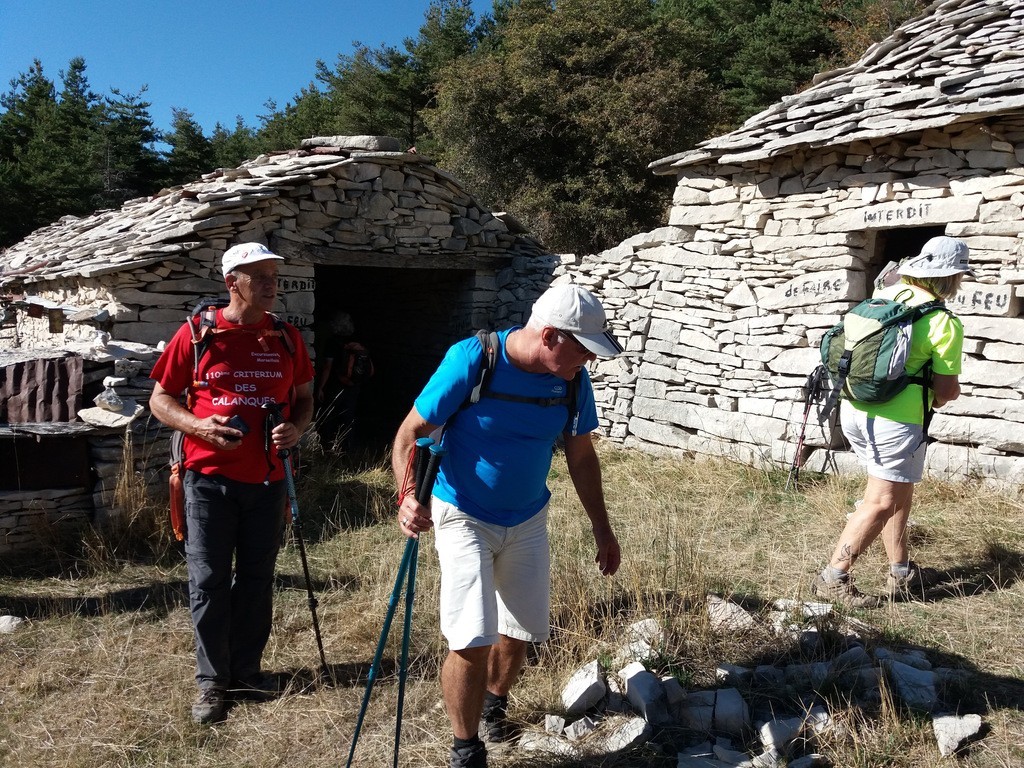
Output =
[{"x1": 518, "y1": 600, "x2": 985, "y2": 765}]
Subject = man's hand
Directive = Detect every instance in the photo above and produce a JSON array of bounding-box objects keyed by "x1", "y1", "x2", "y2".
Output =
[
  {"x1": 593, "y1": 526, "x2": 621, "y2": 577},
  {"x1": 271, "y1": 420, "x2": 301, "y2": 450},
  {"x1": 194, "y1": 414, "x2": 245, "y2": 449},
  {"x1": 397, "y1": 495, "x2": 433, "y2": 540}
]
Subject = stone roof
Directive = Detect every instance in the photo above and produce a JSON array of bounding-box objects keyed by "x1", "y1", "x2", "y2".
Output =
[
  {"x1": 650, "y1": 0, "x2": 1024, "y2": 173},
  {"x1": 0, "y1": 135, "x2": 528, "y2": 287}
]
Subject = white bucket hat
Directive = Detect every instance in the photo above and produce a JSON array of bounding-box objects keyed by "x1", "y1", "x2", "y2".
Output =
[
  {"x1": 222, "y1": 243, "x2": 283, "y2": 277},
  {"x1": 899, "y1": 236, "x2": 974, "y2": 278},
  {"x1": 530, "y1": 283, "x2": 623, "y2": 357}
]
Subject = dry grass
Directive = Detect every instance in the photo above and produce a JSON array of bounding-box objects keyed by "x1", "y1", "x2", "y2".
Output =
[{"x1": 1, "y1": 440, "x2": 1022, "y2": 767}]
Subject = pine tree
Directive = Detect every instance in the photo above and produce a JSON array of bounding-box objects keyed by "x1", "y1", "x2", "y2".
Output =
[
  {"x1": 0, "y1": 60, "x2": 63, "y2": 245},
  {"x1": 162, "y1": 107, "x2": 213, "y2": 186},
  {"x1": 211, "y1": 116, "x2": 258, "y2": 169},
  {"x1": 52, "y1": 57, "x2": 104, "y2": 211},
  {"x1": 99, "y1": 86, "x2": 164, "y2": 206}
]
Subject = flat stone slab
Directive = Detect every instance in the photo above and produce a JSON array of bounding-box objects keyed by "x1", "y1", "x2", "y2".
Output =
[
  {"x1": 0, "y1": 615, "x2": 26, "y2": 633},
  {"x1": 933, "y1": 713, "x2": 983, "y2": 756},
  {"x1": 562, "y1": 660, "x2": 606, "y2": 715},
  {"x1": 300, "y1": 135, "x2": 401, "y2": 151}
]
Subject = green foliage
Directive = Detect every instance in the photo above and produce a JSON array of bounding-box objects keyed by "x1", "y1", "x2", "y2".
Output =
[
  {"x1": 98, "y1": 87, "x2": 163, "y2": 207},
  {"x1": 426, "y1": 0, "x2": 728, "y2": 253},
  {"x1": 162, "y1": 107, "x2": 214, "y2": 187},
  {"x1": 258, "y1": 0, "x2": 480, "y2": 152},
  {"x1": 210, "y1": 116, "x2": 258, "y2": 169},
  {"x1": 0, "y1": 59, "x2": 105, "y2": 244},
  {"x1": 724, "y1": 0, "x2": 840, "y2": 118},
  {"x1": 658, "y1": 0, "x2": 840, "y2": 122},
  {"x1": 0, "y1": 59, "x2": 167, "y2": 246},
  {"x1": 823, "y1": 0, "x2": 928, "y2": 63}
]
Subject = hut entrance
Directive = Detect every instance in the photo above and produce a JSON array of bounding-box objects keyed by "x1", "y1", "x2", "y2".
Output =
[
  {"x1": 869, "y1": 226, "x2": 946, "y2": 288},
  {"x1": 313, "y1": 265, "x2": 477, "y2": 453}
]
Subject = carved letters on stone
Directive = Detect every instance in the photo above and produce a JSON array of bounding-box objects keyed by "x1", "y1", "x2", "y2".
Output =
[
  {"x1": 758, "y1": 269, "x2": 865, "y2": 310},
  {"x1": 947, "y1": 282, "x2": 1019, "y2": 316},
  {"x1": 817, "y1": 196, "x2": 983, "y2": 233}
]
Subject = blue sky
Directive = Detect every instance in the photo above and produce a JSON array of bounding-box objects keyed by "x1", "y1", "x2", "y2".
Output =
[{"x1": 1, "y1": 0, "x2": 493, "y2": 134}]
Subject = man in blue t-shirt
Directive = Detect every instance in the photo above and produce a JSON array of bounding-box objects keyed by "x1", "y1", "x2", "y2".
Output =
[{"x1": 392, "y1": 283, "x2": 623, "y2": 768}]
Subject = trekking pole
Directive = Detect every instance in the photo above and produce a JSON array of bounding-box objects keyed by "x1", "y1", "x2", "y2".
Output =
[
  {"x1": 786, "y1": 366, "x2": 826, "y2": 492},
  {"x1": 263, "y1": 402, "x2": 330, "y2": 682},
  {"x1": 393, "y1": 439, "x2": 445, "y2": 768},
  {"x1": 345, "y1": 437, "x2": 444, "y2": 768}
]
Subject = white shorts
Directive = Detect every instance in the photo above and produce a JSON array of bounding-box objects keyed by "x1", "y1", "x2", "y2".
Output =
[
  {"x1": 432, "y1": 498, "x2": 551, "y2": 650},
  {"x1": 840, "y1": 401, "x2": 926, "y2": 484}
]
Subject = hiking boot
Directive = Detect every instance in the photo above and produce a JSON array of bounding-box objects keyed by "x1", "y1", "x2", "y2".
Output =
[
  {"x1": 480, "y1": 694, "x2": 517, "y2": 744},
  {"x1": 811, "y1": 573, "x2": 882, "y2": 609},
  {"x1": 450, "y1": 740, "x2": 487, "y2": 768},
  {"x1": 191, "y1": 686, "x2": 226, "y2": 724},
  {"x1": 229, "y1": 674, "x2": 279, "y2": 702},
  {"x1": 887, "y1": 561, "x2": 942, "y2": 601}
]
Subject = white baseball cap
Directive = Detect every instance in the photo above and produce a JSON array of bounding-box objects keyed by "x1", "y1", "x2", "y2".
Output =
[
  {"x1": 530, "y1": 283, "x2": 623, "y2": 357},
  {"x1": 221, "y1": 243, "x2": 283, "y2": 277},
  {"x1": 900, "y1": 236, "x2": 974, "y2": 278}
]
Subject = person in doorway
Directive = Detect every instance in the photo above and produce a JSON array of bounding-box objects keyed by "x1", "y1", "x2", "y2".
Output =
[
  {"x1": 392, "y1": 283, "x2": 623, "y2": 768},
  {"x1": 315, "y1": 311, "x2": 374, "y2": 447},
  {"x1": 811, "y1": 236, "x2": 971, "y2": 608},
  {"x1": 149, "y1": 242, "x2": 314, "y2": 723}
]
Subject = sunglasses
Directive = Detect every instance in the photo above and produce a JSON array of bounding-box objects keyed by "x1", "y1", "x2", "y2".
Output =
[{"x1": 557, "y1": 330, "x2": 591, "y2": 355}]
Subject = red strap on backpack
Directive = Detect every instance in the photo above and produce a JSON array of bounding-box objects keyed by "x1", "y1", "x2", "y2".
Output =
[{"x1": 169, "y1": 461, "x2": 187, "y2": 542}]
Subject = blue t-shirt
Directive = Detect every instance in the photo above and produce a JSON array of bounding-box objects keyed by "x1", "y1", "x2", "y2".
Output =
[{"x1": 414, "y1": 328, "x2": 599, "y2": 526}]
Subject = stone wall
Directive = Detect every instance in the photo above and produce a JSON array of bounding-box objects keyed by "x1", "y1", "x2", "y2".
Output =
[
  {"x1": 561, "y1": 119, "x2": 1024, "y2": 488},
  {"x1": 0, "y1": 136, "x2": 565, "y2": 554}
]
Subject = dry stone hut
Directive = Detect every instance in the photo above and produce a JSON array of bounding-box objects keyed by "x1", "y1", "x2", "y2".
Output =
[
  {"x1": 0, "y1": 135, "x2": 560, "y2": 554},
  {"x1": 564, "y1": 0, "x2": 1024, "y2": 487}
]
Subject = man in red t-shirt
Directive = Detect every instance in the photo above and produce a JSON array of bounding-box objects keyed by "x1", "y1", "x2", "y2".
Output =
[{"x1": 150, "y1": 242, "x2": 314, "y2": 724}]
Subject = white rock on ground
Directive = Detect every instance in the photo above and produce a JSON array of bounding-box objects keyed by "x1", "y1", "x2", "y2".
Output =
[
  {"x1": 714, "y1": 687, "x2": 751, "y2": 737},
  {"x1": 620, "y1": 661, "x2": 672, "y2": 725},
  {"x1": 713, "y1": 741, "x2": 755, "y2": 766},
  {"x1": 662, "y1": 675, "x2": 687, "y2": 709},
  {"x1": 758, "y1": 716, "x2": 804, "y2": 752},
  {"x1": 679, "y1": 690, "x2": 715, "y2": 732},
  {"x1": 518, "y1": 731, "x2": 579, "y2": 757},
  {"x1": 884, "y1": 659, "x2": 939, "y2": 711},
  {"x1": 587, "y1": 716, "x2": 653, "y2": 754},
  {"x1": 707, "y1": 595, "x2": 759, "y2": 631},
  {"x1": 625, "y1": 617, "x2": 664, "y2": 645},
  {"x1": 564, "y1": 715, "x2": 597, "y2": 741},
  {"x1": 0, "y1": 615, "x2": 26, "y2": 633},
  {"x1": 932, "y1": 713, "x2": 983, "y2": 757},
  {"x1": 612, "y1": 618, "x2": 666, "y2": 667},
  {"x1": 717, "y1": 663, "x2": 753, "y2": 685},
  {"x1": 545, "y1": 714, "x2": 565, "y2": 735},
  {"x1": 561, "y1": 659, "x2": 606, "y2": 715}
]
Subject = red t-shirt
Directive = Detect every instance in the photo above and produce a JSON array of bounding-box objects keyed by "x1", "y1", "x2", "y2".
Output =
[{"x1": 150, "y1": 310, "x2": 314, "y2": 484}]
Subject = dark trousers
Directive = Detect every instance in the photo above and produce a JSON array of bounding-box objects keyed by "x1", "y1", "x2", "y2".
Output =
[{"x1": 184, "y1": 471, "x2": 285, "y2": 689}]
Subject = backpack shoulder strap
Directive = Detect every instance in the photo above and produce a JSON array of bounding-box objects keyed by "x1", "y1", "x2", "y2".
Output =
[
  {"x1": 910, "y1": 299, "x2": 952, "y2": 321},
  {"x1": 268, "y1": 312, "x2": 296, "y2": 356},
  {"x1": 468, "y1": 330, "x2": 499, "y2": 406},
  {"x1": 565, "y1": 371, "x2": 581, "y2": 436}
]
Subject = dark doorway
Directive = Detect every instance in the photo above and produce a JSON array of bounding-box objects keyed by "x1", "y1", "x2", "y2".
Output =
[
  {"x1": 0, "y1": 432, "x2": 91, "y2": 490},
  {"x1": 869, "y1": 226, "x2": 946, "y2": 289},
  {"x1": 313, "y1": 265, "x2": 477, "y2": 452}
]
